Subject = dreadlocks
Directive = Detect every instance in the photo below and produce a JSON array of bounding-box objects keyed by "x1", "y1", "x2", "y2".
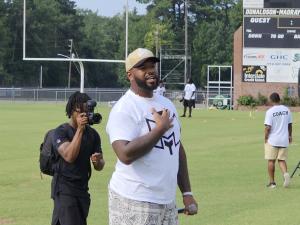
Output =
[{"x1": 66, "y1": 91, "x2": 91, "y2": 118}]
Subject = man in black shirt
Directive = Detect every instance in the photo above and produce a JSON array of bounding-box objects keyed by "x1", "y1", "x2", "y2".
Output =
[{"x1": 51, "y1": 91, "x2": 105, "y2": 225}]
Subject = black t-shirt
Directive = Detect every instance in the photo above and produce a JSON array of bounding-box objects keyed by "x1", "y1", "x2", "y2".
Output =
[{"x1": 52, "y1": 123, "x2": 101, "y2": 197}]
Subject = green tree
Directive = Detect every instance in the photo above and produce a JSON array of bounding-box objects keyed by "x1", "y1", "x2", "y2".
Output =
[
  {"x1": 78, "y1": 11, "x2": 123, "y2": 87},
  {"x1": 190, "y1": 0, "x2": 242, "y2": 86},
  {"x1": 116, "y1": 10, "x2": 153, "y2": 87},
  {"x1": 0, "y1": 1, "x2": 11, "y2": 85},
  {"x1": 137, "y1": 0, "x2": 242, "y2": 87},
  {"x1": 0, "y1": 0, "x2": 243, "y2": 88}
]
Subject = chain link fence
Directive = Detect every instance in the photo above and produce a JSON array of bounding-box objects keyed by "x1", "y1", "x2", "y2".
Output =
[{"x1": 0, "y1": 88, "x2": 223, "y2": 108}]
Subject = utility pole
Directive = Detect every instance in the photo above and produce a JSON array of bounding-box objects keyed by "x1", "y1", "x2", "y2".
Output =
[
  {"x1": 39, "y1": 65, "x2": 43, "y2": 88},
  {"x1": 68, "y1": 39, "x2": 73, "y2": 88},
  {"x1": 125, "y1": 0, "x2": 128, "y2": 58},
  {"x1": 155, "y1": 25, "x2": 159, "y2": 58},
  {"x1": 184, "y1": 0, "x2": 188, "y2": 84},
  {"x1": 154, "y1": 25, "x2": 159, "y2": 74}
]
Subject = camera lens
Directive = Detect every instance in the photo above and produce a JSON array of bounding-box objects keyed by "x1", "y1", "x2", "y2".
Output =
[{"x1": 92, "y1": 113, "x2": 102, "y2": 124}]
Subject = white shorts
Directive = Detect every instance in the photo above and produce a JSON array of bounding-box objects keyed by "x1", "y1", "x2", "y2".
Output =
[{"x1": 108, "y1": 188, "x2": 178, "y2": 225}]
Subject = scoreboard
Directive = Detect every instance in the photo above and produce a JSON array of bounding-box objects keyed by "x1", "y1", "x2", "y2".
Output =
[
  {"x1": 242, "y1": 0, "x2": 300, "y2": 84},
  {"x1": 244, "y1": 8, "x2": 300, "y2": 48}
]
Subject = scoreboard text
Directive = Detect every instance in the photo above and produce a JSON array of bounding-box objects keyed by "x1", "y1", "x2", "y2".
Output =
[{"x1": 244, "y1": 8, "x2": 300, "y2": 48}]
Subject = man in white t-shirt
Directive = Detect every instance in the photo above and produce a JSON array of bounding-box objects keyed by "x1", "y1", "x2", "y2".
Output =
[
  {"x1": 106, "y1": 48, "x2": 198, "y2": 225},
  {"x1": 181, "y1": 78, "x2": 196, "y2": 118},
  {"x1": 154, "y1": 80, "x2": 166, "y2": 96},
  {"x1": 264, "y1": 92, "x2": 292, "y2": 188}
]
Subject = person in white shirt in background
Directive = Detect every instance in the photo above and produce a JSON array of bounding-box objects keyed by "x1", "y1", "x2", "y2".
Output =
[
  {"x1": 154, "y1": 80, "x2": 166, "y2": 96},
  {"x1": 181, "y1": 78, "x2": 196, "y2": 118},
  {"x1": 106, "y1": 48, "x2": 198, "y2": 225},
  {"x1": 264, "y1": 92, "x2": 292, "y2": 189}
]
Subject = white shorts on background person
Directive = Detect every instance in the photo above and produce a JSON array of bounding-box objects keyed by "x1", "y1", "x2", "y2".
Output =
[{"x1": 264, "y1": 142, "x2": 288, "y2": 160}]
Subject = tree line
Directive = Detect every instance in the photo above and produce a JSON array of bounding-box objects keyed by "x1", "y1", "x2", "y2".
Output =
[{"x1": 0, "y1": 0, "x2": 242, "y2": 88}]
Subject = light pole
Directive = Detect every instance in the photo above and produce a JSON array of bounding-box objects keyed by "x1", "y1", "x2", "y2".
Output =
[
  {"x1": 125, "y1": 0, "x2": 128, "y2": 58},
  {"x1": 39, "y1": 65, "x2": 43, "y2": 88},
  {"x1": 68, "y1": 39, "x2": 73, "y2": 88},
  {"x1": 57, "y1": 54, "x2": 85, "y2": 93},
  {"x1": 154, "y1": 26, "x2": 159, "y2": 58},
  {"x1": 154, "y1": 26, "x2": 159, "y2": 75},
  {"x1": 184, "y1": 0, "x2": 188, "y2": 84}
]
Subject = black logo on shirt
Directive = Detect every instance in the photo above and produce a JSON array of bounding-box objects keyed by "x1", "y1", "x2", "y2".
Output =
[{"x1": 145, "y1": 112, "x2": 180, "y2": 155}]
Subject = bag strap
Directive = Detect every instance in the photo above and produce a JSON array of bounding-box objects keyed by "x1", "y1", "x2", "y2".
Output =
[
  {"x1": 53, "y1": 123, "x2": 70, "y2": 174},
  {"x1": 51, "y1": 124, "x2": 68, "y2": 197}
]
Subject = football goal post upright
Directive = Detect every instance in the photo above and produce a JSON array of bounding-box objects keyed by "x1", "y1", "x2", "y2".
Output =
[{"x1": 23, "y1": 0, "x2": 129, "y2": 93}]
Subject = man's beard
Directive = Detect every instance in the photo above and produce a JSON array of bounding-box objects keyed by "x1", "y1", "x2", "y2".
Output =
[{"x1": 134, "y1": 76, "x2": 158, "y2": 91}]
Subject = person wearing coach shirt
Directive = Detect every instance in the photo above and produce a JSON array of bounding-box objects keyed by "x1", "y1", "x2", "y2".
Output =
[{"x1": 264, "y1": 92, "x2": 292, "y2": 189}]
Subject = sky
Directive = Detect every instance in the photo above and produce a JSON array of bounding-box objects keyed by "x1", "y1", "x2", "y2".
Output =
[{"x1": 74, "y1": 0, "x2": 147, "y2": 17}]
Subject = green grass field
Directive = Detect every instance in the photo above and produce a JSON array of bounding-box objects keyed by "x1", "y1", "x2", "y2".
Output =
[{"x1": 1, "y1": 102, "x2": 300, "y2": 225}]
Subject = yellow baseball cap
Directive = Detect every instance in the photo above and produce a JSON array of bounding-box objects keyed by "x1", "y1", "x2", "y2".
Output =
[{"x1": 125, "y1": 48, "x2": 159, "y2": 72}]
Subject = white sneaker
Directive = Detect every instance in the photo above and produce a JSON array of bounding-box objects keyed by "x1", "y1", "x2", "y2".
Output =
[
  {"x1": 266, "y1": 182, "x2": 276, "y2": 189},
  {"x1": 283, "y1": 173, "x2": 290, "y2": 188}
]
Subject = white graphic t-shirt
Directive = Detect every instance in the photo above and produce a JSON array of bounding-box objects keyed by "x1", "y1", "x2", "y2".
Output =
[
  {"x1": 184, "y1": 83, "x2": 196, "y2": 100},
  {"x1": 264, "y1": 105, "x2": 292, "y2": 147},
  {"x1": 106, "y1": 89, "x2": 181, "y2": 204}
]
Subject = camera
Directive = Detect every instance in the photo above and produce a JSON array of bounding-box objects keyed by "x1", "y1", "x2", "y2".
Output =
[{"x1": 86, "y1": 100, "x2": 102, "y2": 125}]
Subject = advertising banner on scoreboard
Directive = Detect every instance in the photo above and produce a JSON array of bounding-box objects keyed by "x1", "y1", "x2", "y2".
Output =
[
  {"x1": 243, "y1": 65, "x2": 266, "y2": 82},
  {"x1": 243, "y1": 48, "x2": 300, "y2": 83}
]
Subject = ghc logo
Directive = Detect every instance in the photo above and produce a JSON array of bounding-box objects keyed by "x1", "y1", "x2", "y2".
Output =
[{"x1": 270, "y1": 54, "x2": 288, "y2": 60}]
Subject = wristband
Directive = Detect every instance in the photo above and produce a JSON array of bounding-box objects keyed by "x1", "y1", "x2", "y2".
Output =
[{"x1": 182, "y1": 192, "x2": 193, "y2": 197}]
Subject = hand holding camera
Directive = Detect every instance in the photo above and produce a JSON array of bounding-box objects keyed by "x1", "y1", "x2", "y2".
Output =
[
  {"x1": 86, "y1": 100, "x2": 102, "y2": 125},
  {"x1": 76, "y1": 112, "x2": 88, "y2": 130}
]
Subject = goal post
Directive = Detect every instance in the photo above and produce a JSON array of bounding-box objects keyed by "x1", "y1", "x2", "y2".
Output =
[{"x1": 22, "y1": 0, "x2": 129, "y2": 92}]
